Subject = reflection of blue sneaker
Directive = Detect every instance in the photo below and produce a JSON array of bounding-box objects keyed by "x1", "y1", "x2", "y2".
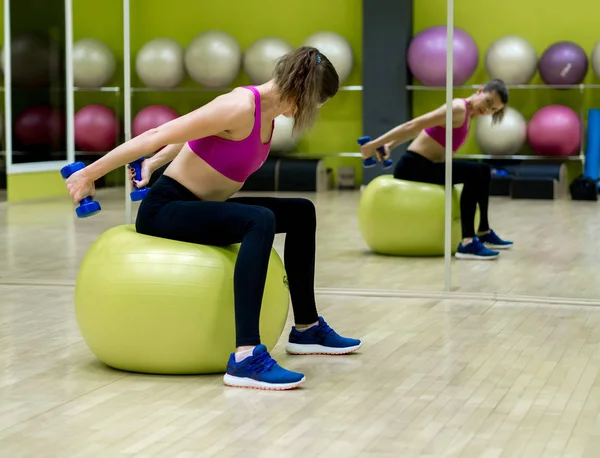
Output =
[
  {"x1": 286, "y1": 317, "x2": 362, "y2": 355},
  {"x1": 479, "y1": 229, "x2": 513, "y2": 250},
  {"x1": 223, "y1": 344, "x2": 305, "y2": 391},
  {"x1": 455, "y1": 236, "x2": 499, "y2": 260}
]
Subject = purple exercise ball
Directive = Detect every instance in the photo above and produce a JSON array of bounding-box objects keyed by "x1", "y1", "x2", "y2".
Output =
[
  {"x1": 407, "y1": 26, "x2": 479, "y2": 86},
  {"x1": 527, "y1": 105, "x2": 581, "y2": 156},
  {"x1": 539, "y1": 41, "x2": 588, "y2": 85},
  {"x1": 74, "y1": 104, "x2": 119, "y2": 152}
]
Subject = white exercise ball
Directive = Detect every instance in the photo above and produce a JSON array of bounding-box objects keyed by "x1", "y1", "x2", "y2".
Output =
[
  {"x1": 485, "y1": 35, "x2": 538, "y2": 84},
  {"x1": 270, "y1": 115, "x2": 300, "y2": 154},
  {"x1": 591, "y1": 41, "x2": 600, "y2": 79},
  {"x1": 475, "y1": 106, "x2": 527, "y2": 155},
  {"x1": 136, "y1": 38, "x2": 185, "y2": 88},
  {"x1": 185, "y1": 31, "x2": 242, "y2": 88},
  {"x1": 243, "y1": 37, "x2": 293, "y2": 84},
  {"x1": 73, "y1": 38, "x2": 116, "y2": 88},
  {"x1": 302, "y1": 31, "x2": 354, "y2": 84}
]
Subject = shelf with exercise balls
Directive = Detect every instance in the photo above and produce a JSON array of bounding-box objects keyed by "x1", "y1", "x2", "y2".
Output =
[
  {"x1": 403, "y1": 26, "x2": 600, "y2": 199},
  {"x1": 404, "y1": 27, "x2": 600, "y2": 165},
  {"x1": 123, "y1": 0, "x2": 362, "y2": 190},
  {"x1": 71, "y1": 37, "x2": 121, "y2": 158},
  {"x1": 70, "y1": 37, "x2": 122, "y2": 185},
  {"x1": 71, "y1": 0, "x2": 125, "y2": 187},
  {"x1": 129, "y1": 32, "x2": 358, "y2": 152}
]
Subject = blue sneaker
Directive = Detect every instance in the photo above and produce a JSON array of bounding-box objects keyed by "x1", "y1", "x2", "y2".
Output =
[
  {"x1": 479, "y1": 229, "x2": 513, "y2": 250},
  {"x1": 455, "y1": 236, "x2": 499, "y2": 260},
  {"x1": 286, "y1": 317, "x2": 362, "y2": 355},
  {"x1": 223, "y1": 344, "x2": 305, "y2": 390}
]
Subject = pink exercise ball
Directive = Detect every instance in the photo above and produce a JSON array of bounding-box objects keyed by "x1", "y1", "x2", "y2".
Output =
[
  {"x1": 527, "y1": 105, "x2": 581, "y2": 156},
  {"x1": 132, "y1": 105, "x2": 179, "y2": 137},
  {"x1": 14, "y1": 106, "x2": 65, "y2": 148},
  {"x1": 74, "y1": 104, "x2": 119, "y2": 152},
  {"x1": 407, "y1": 26, "x2": 479, "y2": 86}
]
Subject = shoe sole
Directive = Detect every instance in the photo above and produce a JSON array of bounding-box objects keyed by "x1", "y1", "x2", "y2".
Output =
[
  {"x1": 484, "y1": 243, "x2": 513, "y2": 250},
  {"x1": 285, "y1": 343, "x2": 362, "y2": 355},
  {"x1": 455, "y1": 252, "x2": 499, "y2": 260},
  {"x1": 223, "y1": 374, "x2": 305, "y2": 391}
]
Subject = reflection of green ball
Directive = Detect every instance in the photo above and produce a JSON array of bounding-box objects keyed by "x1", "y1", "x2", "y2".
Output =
[
  {"x1": 75, "y1": 225, "x2": 289, "y2": 374},
  {"x1": 358, "y1": 176, "x2": 477, "y2": 256}
]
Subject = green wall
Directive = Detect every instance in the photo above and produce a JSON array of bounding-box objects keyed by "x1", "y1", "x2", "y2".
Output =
[
  {"x1": 7, "y1": 172, "x2": 66, "y2": 202},
  {"x1": 413, "y1": 0, "x2": 600, "y2": 164},
  {"x1": 72, "y1": 0, "x2": 364, "y2": 187}
]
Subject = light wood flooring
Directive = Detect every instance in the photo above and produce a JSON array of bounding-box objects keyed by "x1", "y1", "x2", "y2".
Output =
[{"x1": 2, "y1": 187, "x2": 600, "y2": 457}]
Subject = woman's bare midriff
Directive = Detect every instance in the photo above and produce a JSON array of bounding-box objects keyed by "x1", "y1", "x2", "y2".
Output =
[
  {"x1": 156, "y1": 87, "x2": 274, "y2": 202},
  {"x1": 163, "y1": 145, "x2": 244, "y2": 202},
  {"x1": 406, "y1": 131, "x2": 447, "y2": 162}
]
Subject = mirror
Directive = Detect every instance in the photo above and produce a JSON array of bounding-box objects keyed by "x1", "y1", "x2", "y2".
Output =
[
  {"x1": 7, "y1": 0, "x2": 67, "y2": 166},
  {"x1": 427, "y1": 14, "x2": 600, "y2": 302},
  {"x1": 315, "y1": 0, "x2": 445, "y2": 292},
  {"x1": 0, "y1": 0, "x2": 4, "y2": 200}
]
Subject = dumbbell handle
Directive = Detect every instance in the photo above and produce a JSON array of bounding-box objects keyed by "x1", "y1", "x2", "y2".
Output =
[
  {"x1": 60, "y1": 162, "x2": 102, "y2": 218},
  {"x1": 129, "y1": 157, "x2": 149, "y2": 202},
  {"x1": 357, "y1": 136, "x2": 393, "y2": 169}
]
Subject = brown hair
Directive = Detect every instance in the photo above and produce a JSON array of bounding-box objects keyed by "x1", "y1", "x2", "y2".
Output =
[
  {"x1": 483, "y1": 78, "x2": 509, "y2": 124},
  {"x1": 273, "y1": 46, "x2": 339, "y2": 133}
]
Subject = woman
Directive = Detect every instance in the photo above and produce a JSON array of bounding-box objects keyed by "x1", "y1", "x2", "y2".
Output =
[
  {"x1": 360, "y1": 79, "x2": 513, "y2": 260},
  {"x1": 65, "y1": 46, "x2": 361, "y2": 391}
]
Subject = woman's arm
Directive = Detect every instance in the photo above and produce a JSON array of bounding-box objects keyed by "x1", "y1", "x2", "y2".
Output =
[
  {"x1": 127, "y1": 143, "x2": 183, "y2": 188},
  {"x1": 385, "y1": 138, "x2": 404, "y2": 152},
  {"x1": 365, "y1": 101, "x2": 467, "y2": 151},
  {"x1": 146, "y1": 143, "x2": 184, "y2": 170},
  {"x1": 81, "y1": 92, "x2": 250, "y2": 182}
]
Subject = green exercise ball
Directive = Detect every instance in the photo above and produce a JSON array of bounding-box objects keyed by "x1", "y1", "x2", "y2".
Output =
[
  {"x1": 358, "y1": 176, "x2": 476, "y2": 256},
  {"x1": 74, "y1": 225, "x2": 290, "y2": 375}
]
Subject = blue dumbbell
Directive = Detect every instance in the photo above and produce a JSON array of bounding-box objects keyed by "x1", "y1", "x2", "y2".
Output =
[
  {"x1": 357, "y1": 136, "x2": 393, "y2": 169},
  {"x1": 60, "y1": 162, "x2": 101, "y2": 218},
  {"x1": 129, "y1": 157, "x2": 149, "y2": 202}
]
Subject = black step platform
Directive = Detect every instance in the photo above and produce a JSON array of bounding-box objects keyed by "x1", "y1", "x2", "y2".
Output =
[{"x1": 242, "y1": 157, "x2": 330, "y2": 192}]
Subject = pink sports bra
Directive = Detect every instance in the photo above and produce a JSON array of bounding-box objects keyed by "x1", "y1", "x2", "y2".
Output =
[
  {"x1": 424, "y1": 99, "x2": 470, "y2": 153},
  {"x1": 187, "y1": 86, "x2": 274, "y2": 183}
]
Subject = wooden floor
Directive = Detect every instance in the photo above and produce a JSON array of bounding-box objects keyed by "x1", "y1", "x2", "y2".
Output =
[{"x1": 2, "y1": 187, "x2": 600, "y2": 457}]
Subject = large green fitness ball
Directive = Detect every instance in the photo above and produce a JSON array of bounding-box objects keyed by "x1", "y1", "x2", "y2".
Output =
[
  {"x1": 74, "y1": 225, "x2": 290, "y2": 374},
  {"x1": 358, "y1": 176, "x2": 472, "y2": 256}
]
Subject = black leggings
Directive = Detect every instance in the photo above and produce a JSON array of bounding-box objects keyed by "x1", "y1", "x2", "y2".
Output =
[
  {"x1": 393, "y1": 151, "x2": 491, "y2": 238},
  {"x1": 135, "y1": 174, "x2": 319, "y2": 347}
]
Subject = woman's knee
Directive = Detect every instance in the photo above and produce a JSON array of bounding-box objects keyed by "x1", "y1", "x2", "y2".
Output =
[
  {"x1": 461, "y1": 163, "x2": 491, "y2": 187},
  {"x1": 293, "y1": 198, "x2": 316, "y2": 216},
  {"x1": 134, "y1": 201, "x2": 156, "y2": 236},
  {"x1": 290, "y1": 198, "x2": 317, "y2": 229},
  {"x1": 247, "y1": 206, "x2": 276, "y2": 236}
]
